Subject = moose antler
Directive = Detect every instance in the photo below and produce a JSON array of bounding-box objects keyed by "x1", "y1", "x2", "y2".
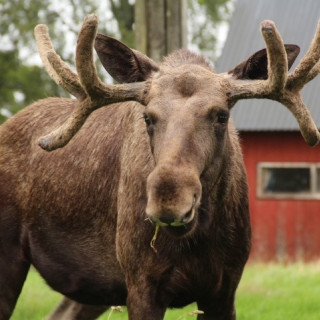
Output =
[
  {"x1": 228, "y1": 20, "x2": 320, "y2": 146},
  {"x1": 34, "y1": 14, "x2": 147, "y2": 151}
]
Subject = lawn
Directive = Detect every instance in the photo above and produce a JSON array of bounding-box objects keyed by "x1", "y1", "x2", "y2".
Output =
[{"x1": 11, "y1": 262, "x2": 320, "y2": 320}]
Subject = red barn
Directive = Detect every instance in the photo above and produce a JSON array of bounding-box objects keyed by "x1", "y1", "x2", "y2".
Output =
[
  {"x1": 216, "y1": 0, "x2": 320, "y2": 261},
  {"x1": 241, "y1": 132, "x2": 320, "y2": 261}
]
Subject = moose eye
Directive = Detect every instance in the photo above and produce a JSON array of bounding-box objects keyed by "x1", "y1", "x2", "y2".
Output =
[
  {"x1": 217, "y1": 111, "x2": 229, "y2": 124},
  {"x1": 143, "y1": 113, "x2": 152, "y2": 126},
  {"x1": 143, "y1": 113, "x2": 155, "y2": 137}
]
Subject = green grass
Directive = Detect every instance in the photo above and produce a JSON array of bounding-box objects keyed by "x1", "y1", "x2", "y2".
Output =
[
  {"x1": 236, "y1": 262, "x2": 320, "y2": 320},
  {"x1": 11, "y1": 262, "x2": 320, "y2": 319}
]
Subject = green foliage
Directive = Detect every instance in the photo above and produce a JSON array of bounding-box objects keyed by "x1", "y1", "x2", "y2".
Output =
[
  {"x1": 110, "y1": 0, "x2": 135, "y2": 48},
  {"x1": 0, "y1": 0, "x2": 55, "y2": 48},
  {"x1": 188, "y1": 0, "x2": 232, "y2": 61},
  {"x1": 197, "y1": 0, "x2": 232, "y2": 21},
  {"x1": 0, "y1": 50, "x2": 63, "y2": 122},
  {"x1": 0, "y1": 0, "x2": 66, "y2": 122},
  {"x1": 0, "y1": 0, "x2": 104, "y2": 123},
  {"x1": 0, "y1": 0, "x2": 100, "y2": 58}
]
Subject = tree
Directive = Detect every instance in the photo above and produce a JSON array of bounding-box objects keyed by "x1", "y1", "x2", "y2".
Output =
[
  {"x1": 110, "y1": 0, "x2": 135, "y2": 48},
  {"x1": 135, "y1": 0, "x2": 187, "y2": 61},
  {"x1": 188, "y1": 0, "x2": 233, "y2": 61},
  {"x1": 0, "y1": 0, "x2": 62, "y2": 121},
  {"x1": 0, "y1": 50, "x2": 61, "y2": 122},
  {"x1": 0, "y1": 0, "x2": 108, "y2": 122}
]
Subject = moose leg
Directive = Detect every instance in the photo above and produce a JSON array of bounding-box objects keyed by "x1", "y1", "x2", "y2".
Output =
[
  {"x1": 0, "y1": 248, "x2": 30, "y2": 319},
  {"x1": 196, "y1": 297, "x2": 236, "y2": 320},
  {"x1": 196, "y1": 293, "x2": 236, "y2": 320},
  {"x1": 126, "y1": 283, "x2": 166, "y2": 320},
  {"x1": 0, "y1": 207, "x2": 30, "y2": 320},
  {"x1": 196, "y1": 275, "x2": 239, "y2": 320},
  {"x1": 46, "y1": 297, "x2": 108, "y2": 320}
]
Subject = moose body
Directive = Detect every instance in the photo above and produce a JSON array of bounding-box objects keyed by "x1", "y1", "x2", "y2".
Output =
[
  {"x1": 1, "y1": 15, "x2": 320, "y2": 320},
  {"x1": 1, "y1": 96, "x2": 250, "y2": 319},
  {"x1": 0, "y1": 67, "x2": 250, "y2": 320}
]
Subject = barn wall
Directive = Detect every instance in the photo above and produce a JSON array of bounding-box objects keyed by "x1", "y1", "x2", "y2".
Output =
[{"x1": 240, "y1": 131, "x2": 320, "y2": 261}]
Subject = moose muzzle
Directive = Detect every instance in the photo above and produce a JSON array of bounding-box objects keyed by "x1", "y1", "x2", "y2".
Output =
[{"x1": 145, "y1": 164, "x2": 202, "y2": 227}]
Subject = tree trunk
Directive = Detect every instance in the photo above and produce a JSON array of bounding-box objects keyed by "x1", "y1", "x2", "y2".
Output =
[{"x1": 135, "y1": 0, "x2": 187, "y2": 62}]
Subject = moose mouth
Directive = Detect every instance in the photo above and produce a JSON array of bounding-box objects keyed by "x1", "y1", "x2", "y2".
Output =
[
  {"x1": 149, "y1": 207, "x2": 198, "y2": 238},
  {"x1": 164, "y1": 219, "x2": 196, "y2": 237}
]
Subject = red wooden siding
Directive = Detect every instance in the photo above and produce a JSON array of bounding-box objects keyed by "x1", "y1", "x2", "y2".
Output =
[{"x1": 240, "y1": 132, "x2": 320, "y2": 261}]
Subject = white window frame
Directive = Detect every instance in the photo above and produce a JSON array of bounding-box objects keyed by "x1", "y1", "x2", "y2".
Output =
[{"x1": 257, "y1": 162, "x2": 320, "y2": 200}]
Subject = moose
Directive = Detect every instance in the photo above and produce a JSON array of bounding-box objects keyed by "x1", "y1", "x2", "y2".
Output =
[{"x1": 1, "y1": 14, "x2": 320, "y2": 320}]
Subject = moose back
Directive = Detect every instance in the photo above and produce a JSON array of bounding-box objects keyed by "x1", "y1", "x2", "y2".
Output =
[{"x1": 1, "y1": 15, "x2": 320, "y2": 320}]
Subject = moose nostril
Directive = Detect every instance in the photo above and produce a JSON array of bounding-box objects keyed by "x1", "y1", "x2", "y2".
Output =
[
  {"x1": 182, "y1": 208, "x2": 193, "y2": 223},
  {"x1": 181, "y1": 194, "x2": 197, "y2": 223}
]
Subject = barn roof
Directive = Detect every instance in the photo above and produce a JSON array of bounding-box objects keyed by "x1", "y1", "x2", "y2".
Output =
[{"x1": 216, "y1": 0, "x2": 320, "y2": 131}]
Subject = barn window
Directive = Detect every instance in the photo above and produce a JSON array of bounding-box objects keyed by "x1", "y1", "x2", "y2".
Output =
[
  {"x1": 258, "y1": 163, "x2": 320, "y2": 199},
  {"x1": 317, "y1": 168, "x2": 320, "y2": 192}
]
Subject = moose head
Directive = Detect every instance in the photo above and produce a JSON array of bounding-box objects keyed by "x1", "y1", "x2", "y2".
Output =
[{"x1": 34, "y1": 15, "x2": 320, "y2": 232}]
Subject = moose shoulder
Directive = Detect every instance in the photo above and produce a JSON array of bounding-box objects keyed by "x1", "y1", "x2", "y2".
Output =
[{"x1": 0, "y1": 15, "x2": 319, "y2": 320}]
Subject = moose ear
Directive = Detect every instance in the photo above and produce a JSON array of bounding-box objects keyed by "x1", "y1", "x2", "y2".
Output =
[
  {"x1": 228, "y1": 44, "x2": 300, "y2": 80},
  {"x1": 94, "y1": 34, "x2": 159, "y2": 83}
]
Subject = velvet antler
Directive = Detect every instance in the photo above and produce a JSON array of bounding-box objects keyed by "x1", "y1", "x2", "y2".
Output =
[
  {"x1": 34, "y1": 14, "x2": 147, "y2": 151},
  {"x1": 228, "y1": 20, "x2": 320, "y2": 146}
]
